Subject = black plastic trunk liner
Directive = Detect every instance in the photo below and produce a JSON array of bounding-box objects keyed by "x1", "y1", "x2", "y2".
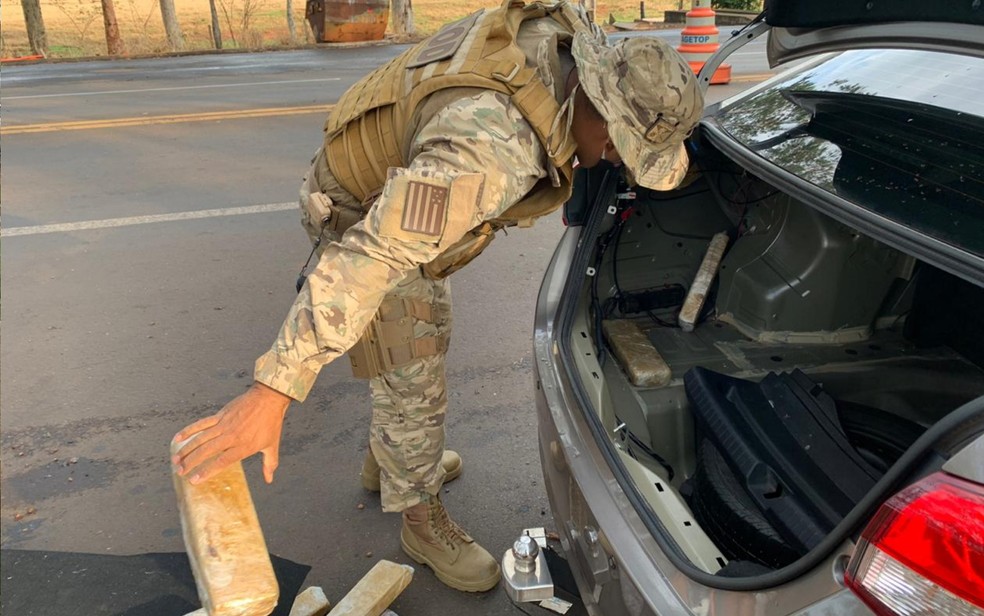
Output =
[{"x1": 683, "y1": 367, "x2": 882, "y2": 556}]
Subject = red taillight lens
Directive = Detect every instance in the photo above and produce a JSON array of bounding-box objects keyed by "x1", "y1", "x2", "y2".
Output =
[{"x1": 845, "y1": 472, "x2": 984, "y2": 615}]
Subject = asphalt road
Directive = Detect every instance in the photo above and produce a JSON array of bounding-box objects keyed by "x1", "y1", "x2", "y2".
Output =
[{"x1": 1, "y1": 28, "x2": 780, "y2": 616}]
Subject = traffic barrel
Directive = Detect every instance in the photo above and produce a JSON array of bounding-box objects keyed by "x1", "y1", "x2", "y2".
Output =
[{"x1": 676, "y1": 0, "x2": 731, "y2": 85}]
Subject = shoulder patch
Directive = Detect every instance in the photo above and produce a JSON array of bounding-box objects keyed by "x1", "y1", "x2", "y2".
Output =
[
  {"x1": 377, "y1": 172, "x2": 453, "y2": 243},
  {"x1": 375, "y1": 170, "x2": 485, "y2": 246},
  {"x1": 406, "y1": 10, "x2": 482, "y2": 69},
  {"x1": 401, "y1": 180, "x2": 449, "y2": 237}
]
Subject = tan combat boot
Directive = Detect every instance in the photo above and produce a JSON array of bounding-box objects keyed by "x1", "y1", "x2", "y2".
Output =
[
  {"x1": 400, "y1": 496, "x2": 501, "y2": 592},
  {"x1": 361, "y1": 449, "x2": 463, "y2": 492}
]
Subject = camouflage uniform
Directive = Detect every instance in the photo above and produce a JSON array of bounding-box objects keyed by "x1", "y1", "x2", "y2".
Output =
[
  {"x1": 255, "y1": 87, "x2": 549, "y2": 511},
  {"x1": 252, "y1": 4, "x2": 702, "y2": 514}
]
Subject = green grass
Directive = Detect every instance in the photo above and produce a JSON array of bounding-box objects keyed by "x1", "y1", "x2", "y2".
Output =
[{"x1": 47, "y1": 44, "x2": 87, "y2": 57}]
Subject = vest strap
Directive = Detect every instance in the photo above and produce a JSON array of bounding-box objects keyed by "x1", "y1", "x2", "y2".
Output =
[
  {"x1": 510, "y1": 78, "x2": 576, "y2": 167},
  {"x1": 348, "y1": 298, "x2": 448, "y2": 379}
]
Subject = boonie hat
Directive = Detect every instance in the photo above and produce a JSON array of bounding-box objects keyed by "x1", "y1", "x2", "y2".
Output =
[{"x1": 572, "y1": 32, "x2": 704, "y2": 190}]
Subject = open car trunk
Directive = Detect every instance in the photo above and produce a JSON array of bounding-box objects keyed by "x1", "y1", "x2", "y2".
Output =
[{"x1": 560, "y1": 122, "x2": 984, "y2": 582}]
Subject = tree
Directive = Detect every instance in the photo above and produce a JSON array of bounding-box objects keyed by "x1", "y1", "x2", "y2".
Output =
[
  {"x1": 711, "y1": 0, "x2": 762, "y2": 10},
  {"x1": 217, "y1": 0, "x2": 263, "y2": 47},
  {"x1": 100, "y1": 0, "x2": 126, "y2": 55},
  {"x1": 159, "y1": 0, "x2": 185, "y2": 50},
  {"x1": 580, "y1": 0, "x2": 596, "y2": 23},
  {"x1": 209, "y1": 0, "x2": 223, "y2": 48},
  {"x1": 20, "y1": 0, "x2": 48, "y2": 56},
  {"x1": 286, "y1": 0, "x2": 297, "y2": 43},
  {"x1": 392, "y1": 0, "x2": 415, "y2": 36}
]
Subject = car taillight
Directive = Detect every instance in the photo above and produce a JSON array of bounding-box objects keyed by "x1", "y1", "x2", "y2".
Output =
[{"x1": 845, "y1": 472, "x2": 984, "y2": 615}]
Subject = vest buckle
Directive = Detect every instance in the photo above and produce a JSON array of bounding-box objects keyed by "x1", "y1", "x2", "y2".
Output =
[{"x1": 492, "y1": 62, "x2": 521, "y2": 83}]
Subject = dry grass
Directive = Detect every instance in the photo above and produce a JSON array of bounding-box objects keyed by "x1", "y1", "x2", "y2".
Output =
[
  {"x1": 412, "y1": 0, "x2": 680, "y2": 34},
  {"x1": 1, "y1": 0, "x2": 681, "y2": 59},
  {"x1": 1, "y1": 0, "x2": 312, "y2": 57}
]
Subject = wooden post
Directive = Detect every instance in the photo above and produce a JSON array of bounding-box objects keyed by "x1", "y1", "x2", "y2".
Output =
[
  {"x1": 20, "y1": 0, "x2": 48, "y2": 56},
  {"x1": 100, "y1": 0, "x2": 126, "y2": 55},
  {"x1": 159, "y1": 0, "x2": 185, "y2": 51},
  {"x1": 391, "y1": 0, "x2": 415, "y2": 36},
  {"x1": 581, "y1": 0, "x2": 596, "y2": 24},
  {"x1": 209, "y1": 0, "x2": 223, "y2": 49},
  {"x1": 286, "y1": 0, "x2": 298, "y2": 43}
]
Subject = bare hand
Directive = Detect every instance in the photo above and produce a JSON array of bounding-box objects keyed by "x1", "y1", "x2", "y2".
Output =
[{"x1": 172, "y1": 382, "x2": 291, "y2": 485}]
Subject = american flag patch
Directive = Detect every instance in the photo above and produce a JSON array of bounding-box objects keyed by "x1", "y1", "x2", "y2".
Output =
[{"x1": 401, "y1": 180, "x2": 449, "y2": 237}]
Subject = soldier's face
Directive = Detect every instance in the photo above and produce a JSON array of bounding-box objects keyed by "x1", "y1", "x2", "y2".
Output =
[
  {"x1": 572, "y1": 118, "x2": 621, "y2": 168},
  {"x1": 572, "y1": 90, "x2": 622, "y2": 168}
]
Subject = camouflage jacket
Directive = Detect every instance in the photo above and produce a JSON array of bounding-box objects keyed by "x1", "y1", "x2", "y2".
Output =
[
  {"x1": 253, "y1": 11, "x2": 598, "y2": 401},
  {"x1": 255, "y1": 90, "x2": 553, "y2": 400}
]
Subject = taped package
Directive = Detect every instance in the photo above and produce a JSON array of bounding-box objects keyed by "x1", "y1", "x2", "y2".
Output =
[{"x1": 171, "y1": 439, "x2": 279, "y2": 616}]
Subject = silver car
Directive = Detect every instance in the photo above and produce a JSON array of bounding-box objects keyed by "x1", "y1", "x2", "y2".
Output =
[{"x1": 505, "y1": 4, "x2": 984, "y2": 615}]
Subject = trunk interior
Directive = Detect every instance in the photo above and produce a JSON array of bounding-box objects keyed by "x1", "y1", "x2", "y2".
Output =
[{"x1": 568, "y1": 143, "x2": 984, "y2": 577}]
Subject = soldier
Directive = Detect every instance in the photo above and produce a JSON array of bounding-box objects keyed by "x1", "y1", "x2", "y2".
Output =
[{"x1": 173, "y1": 0, "x2": 702, "y2": 593}]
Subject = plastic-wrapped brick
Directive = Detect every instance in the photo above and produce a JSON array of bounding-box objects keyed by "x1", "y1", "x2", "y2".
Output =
[{"x1": 171, "y1": 439, "x2": 279, "y2": 616}]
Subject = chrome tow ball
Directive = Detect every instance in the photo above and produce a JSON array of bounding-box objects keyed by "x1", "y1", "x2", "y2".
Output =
[
  {"x1": 502, "y1": 528, "x2": 554, "y2": 603},
  {"x1": 514, "y1": 535, "x2": 539, "y2": 573}
]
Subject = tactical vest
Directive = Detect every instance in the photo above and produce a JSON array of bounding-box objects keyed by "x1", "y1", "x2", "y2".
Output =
[{"x1": 322, "y1": 0, "x2": 587, "y2": 235}]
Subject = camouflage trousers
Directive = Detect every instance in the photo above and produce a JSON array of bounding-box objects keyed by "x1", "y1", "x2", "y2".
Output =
[
  {"x1": 368, "y1": 268, "x2": 453, "y2": 512},
  {"x1": 301, "y1": 152, "x2": 453, "y2": 512}
]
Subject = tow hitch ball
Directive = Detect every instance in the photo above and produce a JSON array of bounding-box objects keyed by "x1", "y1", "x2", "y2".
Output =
[{"x1": 502, "y1": 528, "x2": 554, "y2": 603}]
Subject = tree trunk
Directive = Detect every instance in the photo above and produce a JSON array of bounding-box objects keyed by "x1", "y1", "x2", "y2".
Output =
[
  {"x1": 100, "y1": 0, "x2": 126, "y2": 55},
  {"x1": 286, "y1": 0, "x2": 297, "y2": 43},
  {"x1": 391, "y1": 0, "x2": 415, "y2": 36},
  {"x1": 159, "y1": 0, "x2": 184, "y2": 51},
  {"x1": 209, "y1": 0, "x2": 223, "y2": 49},
  {"x1": 20, "y1": 0, "x2": 48, "y2": 56},
  {"x1": 581, "y1": 0, "x2": 596, "y2": 24}
]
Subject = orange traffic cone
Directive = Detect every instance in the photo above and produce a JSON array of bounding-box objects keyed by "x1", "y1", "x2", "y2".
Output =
[{"x1": 677, "y1": 0, "x2": 731, "y2": 85}]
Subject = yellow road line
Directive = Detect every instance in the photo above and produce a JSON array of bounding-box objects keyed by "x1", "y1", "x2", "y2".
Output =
[{"x1": 1, "y1": 104, "x2": 335, "y2": 135}]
